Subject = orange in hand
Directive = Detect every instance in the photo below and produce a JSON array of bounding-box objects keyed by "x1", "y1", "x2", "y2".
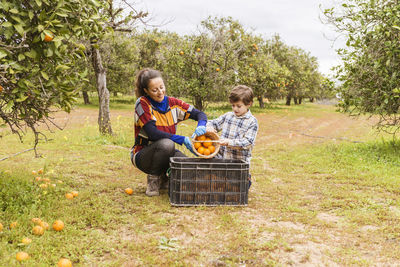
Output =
[{"x1": 203, "y1": 148, "x2": 211, "y2": 156}]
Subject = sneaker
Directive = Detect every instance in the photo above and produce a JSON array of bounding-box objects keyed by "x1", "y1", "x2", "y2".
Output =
[{"x1": 146, "y1": 174, "x2": 160, "y2": 196}]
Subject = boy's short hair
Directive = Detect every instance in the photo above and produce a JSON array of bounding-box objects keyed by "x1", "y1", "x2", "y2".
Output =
[{"x1": 229, "y1": 85, "x2": 254, "y2": 105}]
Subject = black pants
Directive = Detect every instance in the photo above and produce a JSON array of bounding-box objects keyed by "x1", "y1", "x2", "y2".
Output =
[{"x1": 132, "y1": 139, "x2": 186, "y2": 176}]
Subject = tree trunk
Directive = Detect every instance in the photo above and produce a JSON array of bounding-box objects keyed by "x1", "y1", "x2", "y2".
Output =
[
  {"x1": 299, "y1": 97, "x2": 303, "y2": 104},
  {"x1": 294, "y1": 97, "x2": 298, "y2": 105},
  {"x1": 309, "y1": 97, "x2": 314, "y2": 103},
  {"x1": 286, "y1": 95, "x2": 291, "y2": 106},
  {"x1": 257, "y1": 96, "x2": 265, "y2": 108},
  {"x1": 113, "y1": 91, "x2": 118, "y2": 97},
  {"x1": 82, "y1": 91, "x2": 90, "y2": 105},
  {"x1": 194, "y1": 96, "x2": 204, "y2": 111},
  {"x1": 91, "y1": 44, "x2": 112, "y2": 135}
]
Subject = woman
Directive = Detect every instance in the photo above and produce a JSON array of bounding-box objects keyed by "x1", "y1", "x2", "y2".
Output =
[{"x1": 131, "y1": 68, "x2": 207, "y2": 196}]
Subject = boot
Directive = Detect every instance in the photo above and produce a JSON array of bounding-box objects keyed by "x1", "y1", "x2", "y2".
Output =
[
  {"x1": 146, "y1": 174, "x2": 160, "y2": 197},
  {"x1": 160, "y1": 173, "x2": 169, "y2": 190}
]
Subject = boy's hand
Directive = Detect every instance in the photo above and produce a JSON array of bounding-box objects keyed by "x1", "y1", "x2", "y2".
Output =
[
  {"x1": 219, "y1": 138, "x2": 229, "y2": 146},
  {"x1": 206, "y1": 126, "x2": 217, "y2": 133}
]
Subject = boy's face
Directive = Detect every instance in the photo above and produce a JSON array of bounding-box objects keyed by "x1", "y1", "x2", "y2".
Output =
[{"x1": 231, "y1": 100, "x2": 251, "y2": 117}]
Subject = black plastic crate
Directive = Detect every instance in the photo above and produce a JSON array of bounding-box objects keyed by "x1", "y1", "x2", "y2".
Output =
[{"x1": 169, "y1": 157, "x2": 249, "y2": 206}]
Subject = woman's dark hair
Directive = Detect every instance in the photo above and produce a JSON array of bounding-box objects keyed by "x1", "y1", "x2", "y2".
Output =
[{"x1": 135, "y1": 68, "x2": 163, "y2": 97}]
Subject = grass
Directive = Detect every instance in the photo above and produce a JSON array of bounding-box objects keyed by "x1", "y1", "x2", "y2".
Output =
[{"x1": 0, "y1": 99, "x2": 400, "y2": 266}]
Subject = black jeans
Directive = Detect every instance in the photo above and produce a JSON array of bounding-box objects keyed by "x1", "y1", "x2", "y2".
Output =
[{"x1": 132, "y1": 139, "x2": 186, "y2": 176}]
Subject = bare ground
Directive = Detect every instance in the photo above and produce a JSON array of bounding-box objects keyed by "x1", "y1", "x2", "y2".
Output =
[{"x1": 3, "y1": 104, "x2": 398, "y2": 266}]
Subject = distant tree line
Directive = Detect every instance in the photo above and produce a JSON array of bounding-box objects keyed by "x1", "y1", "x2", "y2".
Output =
[{"x1": 82, "y1": 16, "x2": 334, "y2": 111}]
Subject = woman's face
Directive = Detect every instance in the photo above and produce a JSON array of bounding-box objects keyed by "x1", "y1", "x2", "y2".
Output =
[{"x1": 144, "y1": 77, "x2": 166, "y2": 103}]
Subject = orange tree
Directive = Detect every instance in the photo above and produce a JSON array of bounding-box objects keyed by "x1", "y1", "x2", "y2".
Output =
[
  {"x1": 163, "y1": 16, "x2": 247, "y2": 110},
  {"x1": 0, "y1": 0, "x2": 103, "y2": 154},
  {"x1": 267, "y1": 35, "x2": 323, "y2": 105},
  {"x1": 238, "y1": 34, "x2": 289, "y2": 108},
  {"x1": 324, "y1": 0, "x2": 400, "y2": 133},
  {"x1": 96, "y1": 32, "x2": 139, "y2": 97}
]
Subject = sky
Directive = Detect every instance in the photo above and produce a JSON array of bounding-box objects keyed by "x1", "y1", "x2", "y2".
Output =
[{"x1": 135, "y1": 0, "x2": 345, "y2": 77}]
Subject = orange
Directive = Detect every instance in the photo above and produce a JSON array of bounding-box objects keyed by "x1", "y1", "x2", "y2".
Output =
[
  {"x1": 203, "y1": 149, "x2": 210, "y2": 156},
  {"x1": 197, "y1": 146, "x2": 205, "y2": 155},
  {"x1": 65, "y1": 193, "x2": 74, "y2": 199},
  {"x1": 32, "y1": 225, "x2": 44, "y2": 235},
  {"x1": 10, "y1": 221, "x2": 18, "y2": 229},
  {"x1": 31, "y1": 218, "x2": 42, "y2": 225},
  {"x1": 39, "y1": 183, "x2": 48, "y2": 189},
  {"x1": 179, "y1": 51, "x2": 184, "y2": 55},
  {"x1": 194, "y1": 142, "x2": 201, "y2": 149},
  {"x1": 53, "y1": 220, "x2": 64, "y2": 231},
  {"x1": 38, "y1": 169, "x2": 43, "y2": 174},
  {"x1": 196, "y1": 135, "x2": 206, "y2": 141},
  {"x1": 40, "y1": 221, "x2": 49, "y2": 230},
  {"x1": 35, "y1": 176, "x2": 42, "y2": 182},
  {"x1": 0, "y1": 222, "x2": 3, "y2": 232},
  {"x1": 196, "y1": 48, "x2": 201, "y2": 52},
  {"x1": 208, "y1": 145, "x2": 215, "y2": 153},
  {"x1": 58, "y1": 258, "x2": 72, "y2": 267},
  {"x1": 203, "y1": 138, "x2": 212, "y2": 148},
  {"x1": 124, "y1": 188, "x2": 133, "y2": 195},
  {"x1": 71, "y1": 191, "x2": 79, "y2": 197},
  {"x1": 21, "y1": 237, "x2": 32, "y2": 244},
  {"x1": 0, "y1": 85, "x2": 3, "y2": 92},
  {"x1": 44, "y1": 34, "x2": 53, "y2": 42},
  {"x1": 216, "y1": 68, "x2": 220, "y2": 72},
  {"x1": 16, "y1": 252, "x2": 29, "y2": 262}
]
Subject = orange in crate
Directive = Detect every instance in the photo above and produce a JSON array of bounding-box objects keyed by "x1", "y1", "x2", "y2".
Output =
[{"x1": 192, "y1": 132, "x2": 220, "y2": 159}]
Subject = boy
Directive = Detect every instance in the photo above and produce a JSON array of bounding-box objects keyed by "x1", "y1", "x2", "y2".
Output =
[{"x1": 206, "y1": 85, "x2": 259, "y2": 188}]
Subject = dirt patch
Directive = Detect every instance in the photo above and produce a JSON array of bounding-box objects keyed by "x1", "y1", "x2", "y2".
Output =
[
  {"x1": 316, "y1": 212, "x2": 343, "y2": 224},
  {"x1": 273, "y1": 240, "x2": 338, "y2": 266}
]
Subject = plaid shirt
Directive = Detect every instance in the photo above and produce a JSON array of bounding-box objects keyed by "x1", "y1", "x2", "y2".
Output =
[{"x1": 207, "y1": 110, "x2": 258, "y2": 164}]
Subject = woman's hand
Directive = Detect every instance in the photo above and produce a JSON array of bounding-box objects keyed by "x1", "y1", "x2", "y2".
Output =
[
  {"x1": 183, "y1": 137, "x2": 196, "y2": 155},
  {"x1": 193, "y1": 126, "x2": 206, "y2": 137}
]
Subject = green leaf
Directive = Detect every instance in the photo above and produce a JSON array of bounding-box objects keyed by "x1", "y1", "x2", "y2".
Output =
[
  {"x1": 9, "y1": 8, "x2": 19, "y2": 14},
  {"x1": 18, "y1": 54, "x2": 25, "y2": 61},
  {"x1": 46, "y1": 48, "x2": 53, "y2": 57},
  {"x1": 4, "y1": 101, "x2": 14, "y2": 113},
  {"x1": 1, "y1": 21, "x2": 12, "y2": 27},
  {"x1": 16, "y1": 95, "x2": 28, "y2": 102},
  {"x1": 41, "y1": 71, "x2": 49, "y2": 80},
  {"x1": 0, "y1": 49, "x2": 7, "y2": 59},
  {"x1": 29, "y1": 11, "x2": 34, "y2": 20},
  {"x1": 56, "y1": 65, "x2": 70, "y2": 71},
  {"x1": 14, "y1": 24, "x2": 24, "y2": 36},
  {"x1": 56, "y1": 12, "x2": 68, "y2": 18},
  {"x1": 393, "y1": 25, "x2": 400, "y2": 31},
  {"x1": 35, "y1": 0, "x2": 42, "y2": 7}
]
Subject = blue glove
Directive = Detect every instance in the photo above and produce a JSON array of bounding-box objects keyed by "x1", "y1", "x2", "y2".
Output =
[
  {"x1": 192, "y1": 126, "x2": 206, "y2": 138},
  {"x1": 183, "y1": 136, "x2": 196, "y2": 155}
]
